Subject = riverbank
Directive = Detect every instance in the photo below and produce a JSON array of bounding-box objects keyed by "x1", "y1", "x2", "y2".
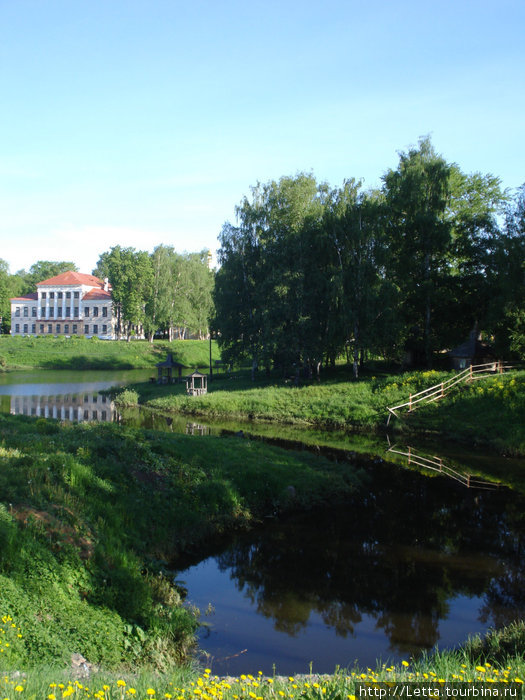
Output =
[
  {"x1": 0, "y1": 413, "x2": 363, "y2": 671},
  {"x1": 124, "y1": 368, "x2": 525, "y2": 456},
  {"x1": 1, "y1": 619, "x2": 524, "y2": 697},
  {"x1": 0, "y1": 336, "x2": 219, "y2": 371}
]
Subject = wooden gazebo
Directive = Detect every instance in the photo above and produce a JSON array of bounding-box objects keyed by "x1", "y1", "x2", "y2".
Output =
[
  {"x1": 155, "y1": 353, "x2": 186, "y2": 384},
  {"x1": 185, "y1": 371, "x2": 208, "y2": 396}
]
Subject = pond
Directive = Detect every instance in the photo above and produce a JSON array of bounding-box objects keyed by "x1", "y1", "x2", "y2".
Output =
[{"x1": 1, "y1": 370, "x2": 524, "y2": 675}]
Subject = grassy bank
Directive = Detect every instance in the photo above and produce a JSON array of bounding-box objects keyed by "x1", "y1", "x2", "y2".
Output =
[
  {"x1": 133, "y1": 369, "x2": 525, "y2": 455},
  {"x1": 0, "y1": 336, "x2": 219, "y2": 371},
  {"x1": 1, "y1": 616, "x2": 524, "y2": 698},
  {"x1": 0, "y1": 413, "x2": 363, "y2": 671}
]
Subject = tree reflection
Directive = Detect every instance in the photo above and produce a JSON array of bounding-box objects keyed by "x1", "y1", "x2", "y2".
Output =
[{"x1": 215, "y1": 462, "x2": 525, "y2": 656}]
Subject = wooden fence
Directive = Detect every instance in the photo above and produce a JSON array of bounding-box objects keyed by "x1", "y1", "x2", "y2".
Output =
[
  {"x1": 386, "y1": 443, "x2": 500, "y2": 490},
  {"x1": 386, "y1": 361, "x2": 514, "y2": 425}
]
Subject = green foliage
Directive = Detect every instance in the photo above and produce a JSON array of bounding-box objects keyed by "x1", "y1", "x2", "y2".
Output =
[
  {"x1": 215, "y1": 139, "x2": 518, "y2": 373},
  {"x1": 113, "y1": 388, "x2": 140, "y2": 406},
  {"x1": 463, "y1": 620, "x2": 525, "y2": 666}
]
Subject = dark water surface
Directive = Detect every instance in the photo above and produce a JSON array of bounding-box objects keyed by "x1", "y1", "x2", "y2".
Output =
[
  {"x1": 1, "y1": 370, "x2": 524, "y2": 675},
  {"x1": 177, "y1": 467, "x2": 525, "y2": 675}
]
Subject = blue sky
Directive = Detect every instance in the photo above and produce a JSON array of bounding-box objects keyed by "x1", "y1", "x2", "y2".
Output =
[{"x1": 1, "y1": 0, "x2": 524, "y2": 274}]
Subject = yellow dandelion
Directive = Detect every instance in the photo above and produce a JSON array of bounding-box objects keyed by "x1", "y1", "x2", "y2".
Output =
[
  {"x1": 147, "y1": 691, "x2": 156, "y2": 697},
  {"x1": 402, "y1": 661, "x2": 409, "y2": 667}
]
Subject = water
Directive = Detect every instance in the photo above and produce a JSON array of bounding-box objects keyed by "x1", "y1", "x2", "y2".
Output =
[
  {"x1": 0, "y1": 368, "x2": 150, "y2": 420},
  {"x1": 176, "y1": 468, "x2": 525, "y2": 675},
  {"x1": 1, "y1": 369, "x2": 524, "y2": 675}
]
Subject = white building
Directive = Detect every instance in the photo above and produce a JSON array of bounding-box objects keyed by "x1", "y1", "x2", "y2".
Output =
[{"x1": 10, "y1": 271, "x2": 116, "y2": 339}]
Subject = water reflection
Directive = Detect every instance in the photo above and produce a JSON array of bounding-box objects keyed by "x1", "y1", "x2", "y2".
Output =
[
  {"x1": 179, "y1": 463, "x2": 525, "y2": 674},
  {"x1": 7, "y1": 393, "x2": 116, "y2": 422},
  {"x1": 386, "y1": 441, "x2": 500, "y2": 490}
]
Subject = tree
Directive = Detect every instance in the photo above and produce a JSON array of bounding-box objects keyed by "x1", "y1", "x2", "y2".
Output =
[
  {"x1": 16, "y1": 261, "x2": 79, "y2": 295},
  {"x1": 382, "y1": 137, "x2": 453, "y2": 367},
  {"x1": 145, "y1": 247, "x2": 214, "y2": 341},
  {"x1": 215, "y1": 174, "x2": 328, "y2": 378},
  {"x1": 0, "y1": 259, "x2": 9, "y2": 333},
  {"x1": 95, "y1": 246, "x2": 153, "y2": 340}
]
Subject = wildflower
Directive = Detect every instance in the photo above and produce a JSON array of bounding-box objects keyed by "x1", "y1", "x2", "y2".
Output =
[
  {"x1": 402, "y1": 661, "x2": 409, "y2": 667},
  {"x1": 117, "y1": 680, "x2": 126, "y2": 687},
  {"x1": 476, "y1": 667, "x2": 486, "y2": 673},
  {"x1": 14, "y1": 685, "x2": 24, "y2": 692},
  {"x1": 147, "y1": 691, "x2": 156, "y2": 697}
]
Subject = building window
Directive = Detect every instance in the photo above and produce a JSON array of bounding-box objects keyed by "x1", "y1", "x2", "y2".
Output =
[
  {"x1": 93, "y1": 307, "x2": 99, "y2": 317},
  {"x1": 56, "y1": 324, "x2": 61, "y2": 334},
  {"x1": 74, "y1": 291, "x2": 79, "y2": 299},
  {"x1": 102, "y1": 306, "x2": 108, "y2": 317},
  {"x1": 57, "y1": 307, "x2": 62, "y2": 318},
  {"x1": 84, "y1": 307, "x2": 90, "y2": 317},
  {"x1": 64, "y1": 324, "x2": 69, "y2": 334},
  {"x1": 66, "y1": 292, "x2": 71, "y2": 299},
  {"x1": 23, "y1": 324, "x2": 28, "y2": 333},
  {"x1": 49, "y1": 308, "x2": 54, "y2": 318},
  {"x1": 74, "y1": 306, "x2": 79, "y2": 317},
  {"x1": 31, "y1": 324, "x2": 36, "y2": 334},
  {"x1": 57, "y1": 292, "x2": 63, "y2": 299},
  {"x1": 84, "y1": 325, "x2": 89, "y2": 335},
  {"x1": 102, "y1": 324, "x2": 107, "y2": 334},
  {"x1": 40, "y1": 324, "x2": 44, "y2": 333},
  {"x1": 32, "y1": 307, "x2": 36, "y2": 317},
  {"x1": 41, "y1": 292, "x2": 47, "y2": 299},
  {"x1": 15, "y1": 308, "x2": 20, "y2": 317},
  {"x1": 93, "y1": 324, "x2": 98, "y2": 335},
  {"x1": 41, "y1": 306, "x2": 45, "y2": 317},
  {"x1": 15, "y1": 324, "x2": 20, "y2": 333},
  {"x1": 48, "y1": 324, "x2": 52, "y2": 334},
  {"x1": 73, "y1": 324, "x2": 77, "y2": 334},
  {"x1": 49, "y1": 292, "x2": 54, "y2": 299},
  {"x1": 23, "y1": 307, "x2": 28, "y2": 317}
]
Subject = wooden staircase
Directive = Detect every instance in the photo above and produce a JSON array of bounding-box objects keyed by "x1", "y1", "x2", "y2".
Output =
[{"x1": 386, "y1": 361, "x2": 513, "y2": 425}]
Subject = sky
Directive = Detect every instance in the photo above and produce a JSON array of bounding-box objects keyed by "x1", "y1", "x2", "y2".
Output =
[{"x1": 1, "y1": 0, "x2": 524, "y2": 275}]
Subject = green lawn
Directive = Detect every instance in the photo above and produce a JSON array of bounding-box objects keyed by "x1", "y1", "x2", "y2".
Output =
[{"x1": 0, "y1": 336, "x2": 219, "y2": 370}]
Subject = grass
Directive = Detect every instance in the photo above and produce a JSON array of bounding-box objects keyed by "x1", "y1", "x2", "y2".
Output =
[
  {"x1": 1, "y1": 617, "x2": 524, "y2": 698},
  {"x1": 0, "y1": 336, "x2": 219, "y2": 371},
  {"x1": 129, "y1": 369, "x2": 525, "y2": 456},
  {"x1": 0, "y1": 413, "x2": 363, "y2": 672}
]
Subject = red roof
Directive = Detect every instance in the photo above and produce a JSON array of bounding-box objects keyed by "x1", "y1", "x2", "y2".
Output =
[
  {"x1": 36, "y1": 271, "x2": 106, "y2": 288},
  {"x1": 10, "y1": 293, "x2": 38, "y2": 301},
  {"x1": 82, "y1": 289, "x2": 112, "y2": 300}
]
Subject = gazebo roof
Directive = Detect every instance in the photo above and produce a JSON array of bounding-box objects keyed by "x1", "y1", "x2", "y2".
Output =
[
  {"x1": 156, "y1": 353, "x2": 186, "y2": 369},
  {"x1": 185, "y1": 370, "x2": 207, "y2": 378}
]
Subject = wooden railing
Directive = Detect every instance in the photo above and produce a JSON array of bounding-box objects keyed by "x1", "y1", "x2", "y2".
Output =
[
  {"x1": 386, "y1": 443, "x2": 500, "y2": 490},
  {"x1": 386, "y1": 361, "x2": 514, "y2": 425}
]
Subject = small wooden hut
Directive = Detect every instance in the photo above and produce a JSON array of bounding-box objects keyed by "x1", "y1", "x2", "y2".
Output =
[
  {"x1": 185, "y1": 371, "x2": 208, "y2": 396},
  {"x1": 448, "y1": 330, "x2": 495, "y2": 370},
  {"x1": 155, "y1": 353, "x2": 185, "y2": 384}
]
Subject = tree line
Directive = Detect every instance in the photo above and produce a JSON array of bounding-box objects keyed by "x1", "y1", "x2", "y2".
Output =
[
  {"x1": 214, "y1": 137, "x2": 525, "y2": 377},
  {"x1": 0, "y1": 246, "x2": 214, "y2": 341}
]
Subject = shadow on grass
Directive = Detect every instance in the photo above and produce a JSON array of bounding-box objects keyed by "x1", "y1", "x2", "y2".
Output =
[{"x1": 39, "y1": 355, "x2": 138, "y2": 370}]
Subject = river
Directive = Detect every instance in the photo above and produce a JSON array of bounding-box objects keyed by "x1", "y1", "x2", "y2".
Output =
[{"x1": 1, "y1": 369, "x2": 524, "y2": 675}]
